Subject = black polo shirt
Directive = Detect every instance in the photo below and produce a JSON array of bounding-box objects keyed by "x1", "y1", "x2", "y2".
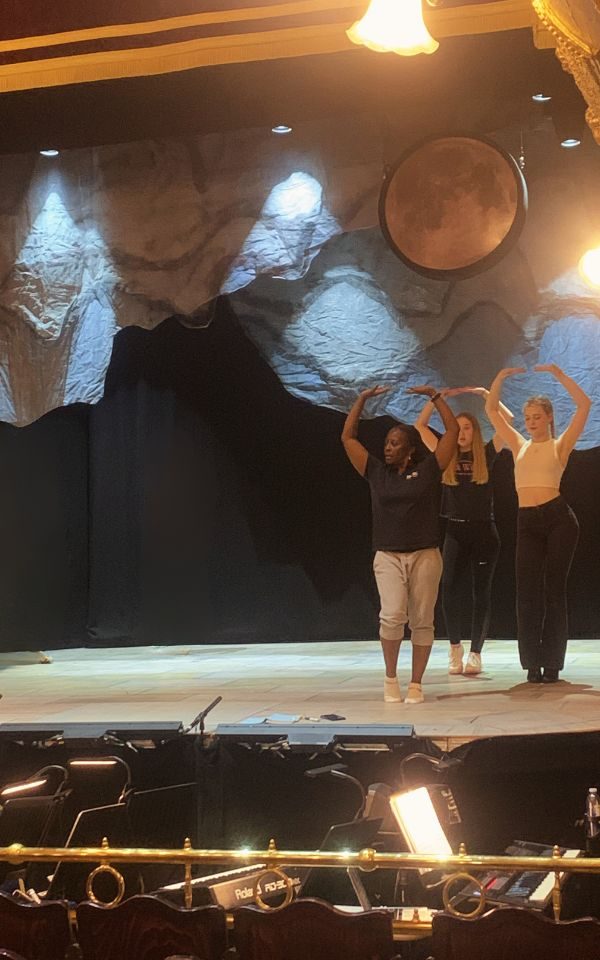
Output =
[{"x1": 366, "y1": 453, "x2": 442, "y2": 553}]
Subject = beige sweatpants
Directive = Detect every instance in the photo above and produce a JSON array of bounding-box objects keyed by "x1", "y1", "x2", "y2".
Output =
[{"x1": 373, "y1": 547, "x2": 443, "y2": 646}]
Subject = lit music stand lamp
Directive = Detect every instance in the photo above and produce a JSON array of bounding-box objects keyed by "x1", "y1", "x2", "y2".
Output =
[
  {"x1": 390, "y1": 787, "x2": 453, "y2": 861},
  {"x1": 68, "y1": 756, "x2": 132, "y2": 802},
  {"x1": 389, "y1": 786, "x2": 457, "y2": 906}
]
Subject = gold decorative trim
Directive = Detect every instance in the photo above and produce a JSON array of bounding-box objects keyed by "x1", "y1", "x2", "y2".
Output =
[
  {"x1": 429, "y1": 0, "x2": 534, "y2": 36},
  {"x1": 253, "y1": 867, "x2": 295, "y2": 910},
  {"x1": 85, "y1": 863, "x2": 126, "y2": 907},
  {"x1": 531, "y1": 0, "x2": 600, "y2": 146},
  {"x1": 0, "y1": 0, "x2": 360, "y2": 53},
  {"x1": 0, "y1": 0, "x2": 536, "y2": 93},
  {"x1": 442, "y1": 871, "x2": 486, "y2": 918},
  {"x1": 530, "y1": 0, "x2": 594, "y2": 55}
]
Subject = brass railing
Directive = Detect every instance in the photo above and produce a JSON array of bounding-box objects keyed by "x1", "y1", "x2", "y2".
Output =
[{"x1": 4, "y1": 840, "x2": 600, "y2": 936}]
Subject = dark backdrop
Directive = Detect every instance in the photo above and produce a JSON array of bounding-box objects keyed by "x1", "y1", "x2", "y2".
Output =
[{"x1": 0, "y1": 298, "x2": 599, "y2": 651}]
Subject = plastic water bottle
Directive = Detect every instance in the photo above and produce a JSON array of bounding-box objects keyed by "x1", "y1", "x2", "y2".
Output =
[{"x1": 586, "y1": 787, "x2": 600, "y2": 839}]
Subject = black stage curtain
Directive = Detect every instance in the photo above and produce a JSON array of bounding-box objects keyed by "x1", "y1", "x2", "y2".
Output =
[
  {"x1": 1, "y1": 298, "x2": 600, "y2": 650},
  {"x1": 0, "y1": 407, "x2": 88, "y2": 650}
]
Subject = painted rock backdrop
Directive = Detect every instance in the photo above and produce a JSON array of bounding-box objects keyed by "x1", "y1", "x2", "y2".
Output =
[{"x1": 0, "y1": 114, "x2": 599, "y2": 443}]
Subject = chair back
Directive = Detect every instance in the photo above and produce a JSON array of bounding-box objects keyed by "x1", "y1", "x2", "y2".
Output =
[
  {"x1": 77, "y1": 895, "x2": 227, "y2": 960},
  {"x1": 432, "y1": 906, "x2": 600, "y2": 960},
  {"x1": 0, "y1": 893, "x2": 71, "y2": 960},
  {"x1": 233, "y1": 898, "x2": 395, "y2": 960}
]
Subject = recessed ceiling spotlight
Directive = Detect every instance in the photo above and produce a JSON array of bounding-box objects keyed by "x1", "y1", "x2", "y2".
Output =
[
  {"x1": 271, "y1": 125, "x2": 292, "y2": 135},
  {"x1": 39, "y1": 148, "x2": 60, "y2": 157},
  {"x1": 561, "y1": 137, "x2": 581, "y2": 148},
  {"x1": 532, "y1": 93, "x2": 552, "y2": 102}
]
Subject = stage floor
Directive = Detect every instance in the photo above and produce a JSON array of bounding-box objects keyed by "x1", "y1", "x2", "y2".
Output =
[{"x1": 2, "y1": 639, "x2": 600, "y2": 747}]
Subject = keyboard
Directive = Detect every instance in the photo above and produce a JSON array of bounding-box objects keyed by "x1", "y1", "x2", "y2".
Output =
[
  {"x1": 453, "y1": 842, "x2": 581, "y2": 911},
  {"x1": 157, "y1": 862, "x2": 306, "y2": 908}
]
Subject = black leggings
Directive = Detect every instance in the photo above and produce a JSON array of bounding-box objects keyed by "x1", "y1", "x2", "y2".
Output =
[
  {"x1": 442, "y1": 520, "x2": 500, "y2": 653},
  {"x1": 516, "y1": 496, "x2": 579, "y2": 671}
]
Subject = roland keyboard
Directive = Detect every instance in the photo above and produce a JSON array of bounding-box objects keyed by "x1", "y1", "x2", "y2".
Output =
[{"x1": 156, "y1": 862, "x2": 307, "y2": 908}]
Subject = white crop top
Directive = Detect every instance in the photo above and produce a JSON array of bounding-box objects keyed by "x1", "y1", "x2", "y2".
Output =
[{"x1": 514, "y1": 438, "x2": 564, "y2": 491}]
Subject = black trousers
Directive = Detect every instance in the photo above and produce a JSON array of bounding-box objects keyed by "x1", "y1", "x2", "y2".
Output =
[
  {"x1": 442, "y1": 520, "x2": 500, "y2": 653},
  {"x1": 516, "y1": 496, "x2": 579, "y2": 671}
]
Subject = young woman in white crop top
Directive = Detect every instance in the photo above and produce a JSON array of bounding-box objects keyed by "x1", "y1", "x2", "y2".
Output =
[{"x1": 485, "y1": 364, "x2": 591, "y2": 683}]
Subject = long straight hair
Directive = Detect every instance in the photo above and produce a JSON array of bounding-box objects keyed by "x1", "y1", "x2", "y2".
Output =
[
  {"x1": 524, "y1": 395, "x2": 555, "y2": 437},
  {"x1": 442, "y1": 412, "x2": 488, "y2": 486}
]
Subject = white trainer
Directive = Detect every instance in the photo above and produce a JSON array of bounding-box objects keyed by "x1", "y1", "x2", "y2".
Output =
[
  {"x1": 405, "y1": 682, "x2": 425, "y2": 704},
  {"x1": 384, "y1": 677, "x2": 402, "y2": 703},
  {"x1": 448, "y1": 643, "x2": 464, "y2": 675},
  {"x1": 464, "y1": 652, "x2": 482, "y2": 675}
]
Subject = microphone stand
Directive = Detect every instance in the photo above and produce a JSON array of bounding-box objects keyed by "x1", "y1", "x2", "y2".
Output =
[{"x1": 185, "y1": 696, "x2": 223, "y2": 739}]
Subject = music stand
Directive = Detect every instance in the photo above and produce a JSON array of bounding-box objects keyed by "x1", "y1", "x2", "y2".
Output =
[
  {"x1": 127, "y1": 782, "x2": 198, "y2": 891},
  {"x1": 45, "y1": 802, "x2": 139, "y2": 902},
  {"x1": 299, "y1": 817, "x2": 382, "y2": 907},
  {"x1": 0, "y1": 795, "x2": 65, "y2": 885}
]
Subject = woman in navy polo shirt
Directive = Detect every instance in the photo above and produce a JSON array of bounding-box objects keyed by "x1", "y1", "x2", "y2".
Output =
[{"x1": 342, "y1": 385, "x2": 458, "y2": 704}]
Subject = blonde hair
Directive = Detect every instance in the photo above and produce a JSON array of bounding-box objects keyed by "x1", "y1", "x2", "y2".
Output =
[
  {"x1": 442, "y1": 412, "x2": 488, "y2": 486},
  {"x1": 524, "y1": 395, "x2": 555, "y2": 437}
]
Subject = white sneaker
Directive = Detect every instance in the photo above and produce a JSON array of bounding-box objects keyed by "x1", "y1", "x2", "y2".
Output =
[
  {"x1": 448, "y1": 643, "x2": 464, "y2": 675},
  {"x1": 464, "y1": 652, "x2": 482, "y2": 675},
  {"x1": 384, "y1": 677, "x2": 402, "y2": 702},
  {"x1": 405, "y1": 682, "x2": 425, "y2": 704}
]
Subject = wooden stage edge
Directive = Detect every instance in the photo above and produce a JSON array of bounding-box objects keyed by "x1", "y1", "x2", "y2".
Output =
[{"x1": 1, "y1": 639, "x2": 600, "y2": 748}]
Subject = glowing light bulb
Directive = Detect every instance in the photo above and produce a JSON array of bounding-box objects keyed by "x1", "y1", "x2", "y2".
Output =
[
  {"x1": 579, "y1": 246, "x2": 600, "y2": 287},
  {"x1": 347, "y1": 0, "x2": 438, "y2": 56}
]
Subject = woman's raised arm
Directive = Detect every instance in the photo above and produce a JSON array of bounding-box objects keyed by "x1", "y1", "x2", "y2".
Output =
[
  {"x1": 535, "y1": 364, "x2": 591, "y2": 463},
  {"x1": 341, "y1": 386, "x2": 388, "y2": 476}
]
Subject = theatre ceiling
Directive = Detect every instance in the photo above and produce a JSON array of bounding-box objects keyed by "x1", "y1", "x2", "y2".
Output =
[{"x1": 0, "y1": 0, "x2": 596, "y2": 153}]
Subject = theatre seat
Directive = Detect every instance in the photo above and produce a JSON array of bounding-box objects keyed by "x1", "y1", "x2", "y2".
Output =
[
  {"x1": 432, "y1": 906, "x2": 600, "y2": 960},
  {"x1": 76, "y1": 895, "x2": 227, "y2": 960},
  {"x1": 233, "y1": 898, "x2": 397, "y2": 960},
  {"x1": 0, "y1": 893, "x2": 72, "y2": 960}
]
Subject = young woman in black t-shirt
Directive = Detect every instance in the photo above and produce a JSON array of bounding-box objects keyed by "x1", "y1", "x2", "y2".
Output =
[
  {"x1": 415, "y1": 387, "x2": 513, "y2": 677},
  {"x1": 342, "y1": 384, "x2": 458, "y2": 705}
]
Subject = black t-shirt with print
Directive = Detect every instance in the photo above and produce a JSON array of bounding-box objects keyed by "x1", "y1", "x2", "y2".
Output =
[
  {"x1": 441, "y1": 440, "x2": 497, "y2": 522},
  {"x1": 365, "y1": 453, "x2": 442, "y2": 552}
]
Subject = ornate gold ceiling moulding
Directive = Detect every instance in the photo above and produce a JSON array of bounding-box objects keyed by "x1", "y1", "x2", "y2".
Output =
[{"x1": 532, "y1": 0, "x2": 600, "y2": 144}]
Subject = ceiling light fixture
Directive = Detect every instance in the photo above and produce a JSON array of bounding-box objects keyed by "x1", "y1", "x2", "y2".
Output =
[
  {"x1": 272, "y1": 124, "x2": 292, "y2": 135},
  {"x1": 347, "y1": 0, "x2": 438, "y2": 56},
  {"x1": 561, "y1": 137, "x2": 581, "y2": 148},
  {"x1": 532, "y1": 93, "x2": 552, "y2": 102},
  {"x1": 39, "y1": 149, "x2": 59, "y2": 157}
]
